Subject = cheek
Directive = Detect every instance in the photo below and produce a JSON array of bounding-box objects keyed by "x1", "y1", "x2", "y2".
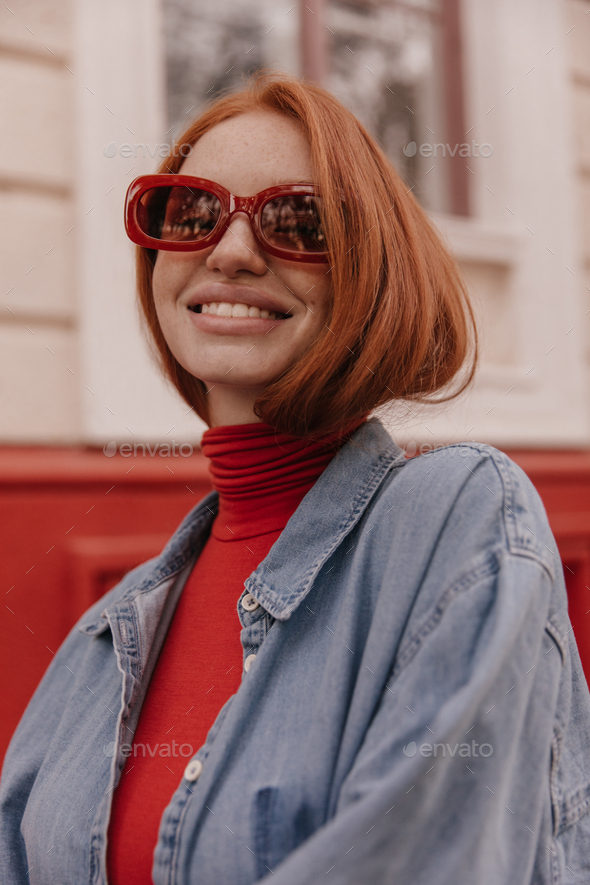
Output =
[
  {"x1": 152, "y1": 251, "x2": 203, "y2": 307},
  {"x1": 307, "y1": 274, "x2": 332, "y2": 320},
  {"x1": 150, "y1": 258, "x2": 189, "y2": 350},
  {"x1": 288, "y1": 266, "x2": 332, "y2": 311},
  {"x1": 151, "y1": 254, "x2": 177, "y2": 311}
]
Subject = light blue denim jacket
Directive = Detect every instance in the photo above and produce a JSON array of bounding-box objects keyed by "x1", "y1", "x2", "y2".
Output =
[{"x1": 2, "y1": 418, "x2": 590, "y2": 885}]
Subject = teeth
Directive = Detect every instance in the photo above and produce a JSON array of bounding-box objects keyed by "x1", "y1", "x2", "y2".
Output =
[
  {"x1": 231, "y1": 303, "x2": 249, "y2": 317},
  {"x1": 199, "y1": 301, "x2": 280, "y2": 319}
]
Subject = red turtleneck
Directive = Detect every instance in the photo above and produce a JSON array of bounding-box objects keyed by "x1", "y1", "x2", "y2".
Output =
[{"x1": 107, "y1": 418, "x2": 366, "y2": 885}]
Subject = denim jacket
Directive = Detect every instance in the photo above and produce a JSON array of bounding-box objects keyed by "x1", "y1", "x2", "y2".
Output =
[{"x1": 1, "y1": 417, "x2": 590, "y2": 885}]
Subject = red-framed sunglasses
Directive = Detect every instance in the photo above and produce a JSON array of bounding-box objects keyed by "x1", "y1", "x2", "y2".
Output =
[{"x1": 124, "y1": 174, "x2": 331, "y2": 263}]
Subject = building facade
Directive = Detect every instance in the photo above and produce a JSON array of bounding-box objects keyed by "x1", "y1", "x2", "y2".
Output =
[{"x1": 1, "y1": 0, "x2": 589, "y2": 448}]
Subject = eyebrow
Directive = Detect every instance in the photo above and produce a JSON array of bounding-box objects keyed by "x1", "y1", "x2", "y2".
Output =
[{"x1": 266, "y1": 177, "x2": 316, "y2": 187}]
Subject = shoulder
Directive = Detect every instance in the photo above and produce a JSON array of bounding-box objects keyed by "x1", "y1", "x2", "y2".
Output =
[
  {"x1": 77, "y1": 489, "x2": 218, "y2": 633},
  {"x1": 75, "y1": 555, "x2": 163, "y2": 634},
  {"x1": 371, "y1": 440, "x2": 556, "y2": 579}
]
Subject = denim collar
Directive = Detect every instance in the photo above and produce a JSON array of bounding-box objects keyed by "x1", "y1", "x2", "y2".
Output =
[
  {"x1": 244, "y1": 418, "x2": 405, "y2": 620},
  {"x1": 79, "y1": 418, "x2": 404, "y2": 632}
]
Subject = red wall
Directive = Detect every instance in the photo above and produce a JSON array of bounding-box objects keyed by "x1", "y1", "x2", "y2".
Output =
[
  {"x1": 0, "y1": 447, "x2": 212, "y2": 764},
  {"x1": 1, "y1": 445, "x2": 589, "y2": 765},
  {"x1": 506, "y1": 450, "x2": 590, "y2": 681}
]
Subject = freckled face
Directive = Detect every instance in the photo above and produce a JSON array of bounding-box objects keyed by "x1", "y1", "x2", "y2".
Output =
[{"x1": 151, "y1": 111, "x2": 332, "y2": 400}]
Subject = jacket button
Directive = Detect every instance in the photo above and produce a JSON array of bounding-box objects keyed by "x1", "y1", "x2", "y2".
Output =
[
  {"x1": 184, "y1": 759, "x2": 203, "y2": 782},
  {"x1": 241, "y1": 593, "x2": 260, "y2": 612},
  {"x1": 244, "y1": 653, "x2": 257, "y2": 672}
]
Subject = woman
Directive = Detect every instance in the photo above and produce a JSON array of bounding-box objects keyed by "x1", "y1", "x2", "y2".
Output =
[{"x1": 1, "y1": 70, "x2": 590, "y2": 885}]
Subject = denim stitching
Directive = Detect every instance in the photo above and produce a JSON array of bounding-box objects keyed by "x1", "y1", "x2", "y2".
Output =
[
  {"x1": 391, "y1": 550, "x2": 502, "y2": 679},
  {"x1": 246, "y1": 451, "x2": 406, "y2": 619}
]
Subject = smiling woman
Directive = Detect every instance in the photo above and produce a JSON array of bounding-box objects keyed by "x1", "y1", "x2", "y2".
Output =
[
  {"x1": 1, "y1": 70, "x2": 590, "y2": 885},
  {"x1": 147, "y1": 108, "x2": 338, "y2": 430},
  {"x1": 132, "y1": 71, "x2": 477, "y2": 435}
]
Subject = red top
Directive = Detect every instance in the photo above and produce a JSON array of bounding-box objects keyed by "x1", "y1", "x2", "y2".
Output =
[{"x1": 107, "y1": 417, "x2": 366, "y2": 885}]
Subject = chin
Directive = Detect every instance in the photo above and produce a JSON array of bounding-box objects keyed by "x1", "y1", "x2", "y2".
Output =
[{"x1": 198, "y1": 372, "x2": 281, "y2": 388}]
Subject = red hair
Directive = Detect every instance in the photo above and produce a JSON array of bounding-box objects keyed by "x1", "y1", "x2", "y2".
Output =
[{"x1": 136, "y1": 68, "x2": 477, "y2": 438}]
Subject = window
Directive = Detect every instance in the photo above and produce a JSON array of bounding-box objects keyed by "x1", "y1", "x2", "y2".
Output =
[
  {"x1": 162, "y1": 0, "x2": 468, "y2": 216},
  {"x1": 325, "y1": 0, "x2": 463, "y2": 215},
  {"x1": 163, "y1": 0, "x2": 299, "y2": 136}
]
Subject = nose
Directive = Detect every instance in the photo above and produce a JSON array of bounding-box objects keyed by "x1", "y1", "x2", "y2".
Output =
[{"x1": 205, "y1": 211, "x2": 268, "y2": 278}]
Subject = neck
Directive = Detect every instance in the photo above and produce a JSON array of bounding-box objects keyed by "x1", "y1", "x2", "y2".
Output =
[
  {"x1": 205, "y1": 385, "x2": 263, "y2": 427},
  {"x1": 200, "y1": 419, "x2": 366, "y2": 541}
]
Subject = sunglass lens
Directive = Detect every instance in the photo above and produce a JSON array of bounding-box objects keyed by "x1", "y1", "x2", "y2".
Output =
[
  {"x1": 138, "y1": 186, "x2": 222, "y2": 243},
  {"x1": 260, "y1": 195, "x2": 326, "y2": 254}
]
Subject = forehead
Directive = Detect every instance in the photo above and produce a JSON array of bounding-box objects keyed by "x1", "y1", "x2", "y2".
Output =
[{"x1": 179, "y1": 110, "x2": 314, "y2": 195}]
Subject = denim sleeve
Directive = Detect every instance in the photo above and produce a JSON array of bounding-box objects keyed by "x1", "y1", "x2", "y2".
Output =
[
  {"x1": 0, "y1": 559, "x2": 156, "y2": 884},
  {"x1": 0, "y1": 619, "x2": 93, "y2": 884},
  {"x1": 258, "y1": 465, "x2": 590, "y2": 883}
]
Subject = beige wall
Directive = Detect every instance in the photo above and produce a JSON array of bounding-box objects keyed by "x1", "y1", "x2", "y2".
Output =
[
  {"x1": 1, "y1": 0, "x2": 589, "y2": 447},
  {"x1": 0, "y1": 0, "x2": 81, "y2": 442},
  {"x1": 568, "y1": 0, "x2": 590, "y2": 351}
]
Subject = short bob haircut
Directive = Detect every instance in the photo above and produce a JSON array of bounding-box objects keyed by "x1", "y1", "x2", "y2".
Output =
[{"x1": 136, "y1": 68, "x2": 477, "y2": 438}]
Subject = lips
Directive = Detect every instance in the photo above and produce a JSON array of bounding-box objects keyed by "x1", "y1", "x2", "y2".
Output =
[{"x1": 187, "y1": 282, "x2": 294, "y2": 319}]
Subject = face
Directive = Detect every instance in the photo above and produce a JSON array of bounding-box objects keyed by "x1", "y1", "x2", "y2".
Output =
[{"x1": 151, "y1": 110, "x2": 332, "y2": 425}]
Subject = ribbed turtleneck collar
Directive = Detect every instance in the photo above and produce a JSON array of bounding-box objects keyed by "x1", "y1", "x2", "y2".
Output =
[{"x1": 200, "y1": 417, "x2": 367, "y2": 541}]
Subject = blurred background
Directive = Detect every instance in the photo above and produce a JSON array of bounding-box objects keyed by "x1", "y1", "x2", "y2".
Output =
[{"x1": 1, "y1": 0, "x2": 590, "y2": 760}]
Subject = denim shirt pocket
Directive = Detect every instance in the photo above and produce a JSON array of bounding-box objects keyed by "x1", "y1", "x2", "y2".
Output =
[
  {"x1": 546, "y1": 616, "x2": 590, "y2": 840},
  {"x1": 550, "y1": 719, "x2": 590, "y2": 840},
  {"x1": 253, "y1": 787, "x2": 281, "y2": 880},
  {"x1": 252, "y1": 785, "x2": 317, "y2": 880},
  {"x1": 550, "y1": 722, "x2": 590, "y2": 883}
]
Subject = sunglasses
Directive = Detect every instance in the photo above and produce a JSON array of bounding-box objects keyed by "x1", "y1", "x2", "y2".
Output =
[{"x1": 124, "y1": 174, "x2": 331, "y2": 263}]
